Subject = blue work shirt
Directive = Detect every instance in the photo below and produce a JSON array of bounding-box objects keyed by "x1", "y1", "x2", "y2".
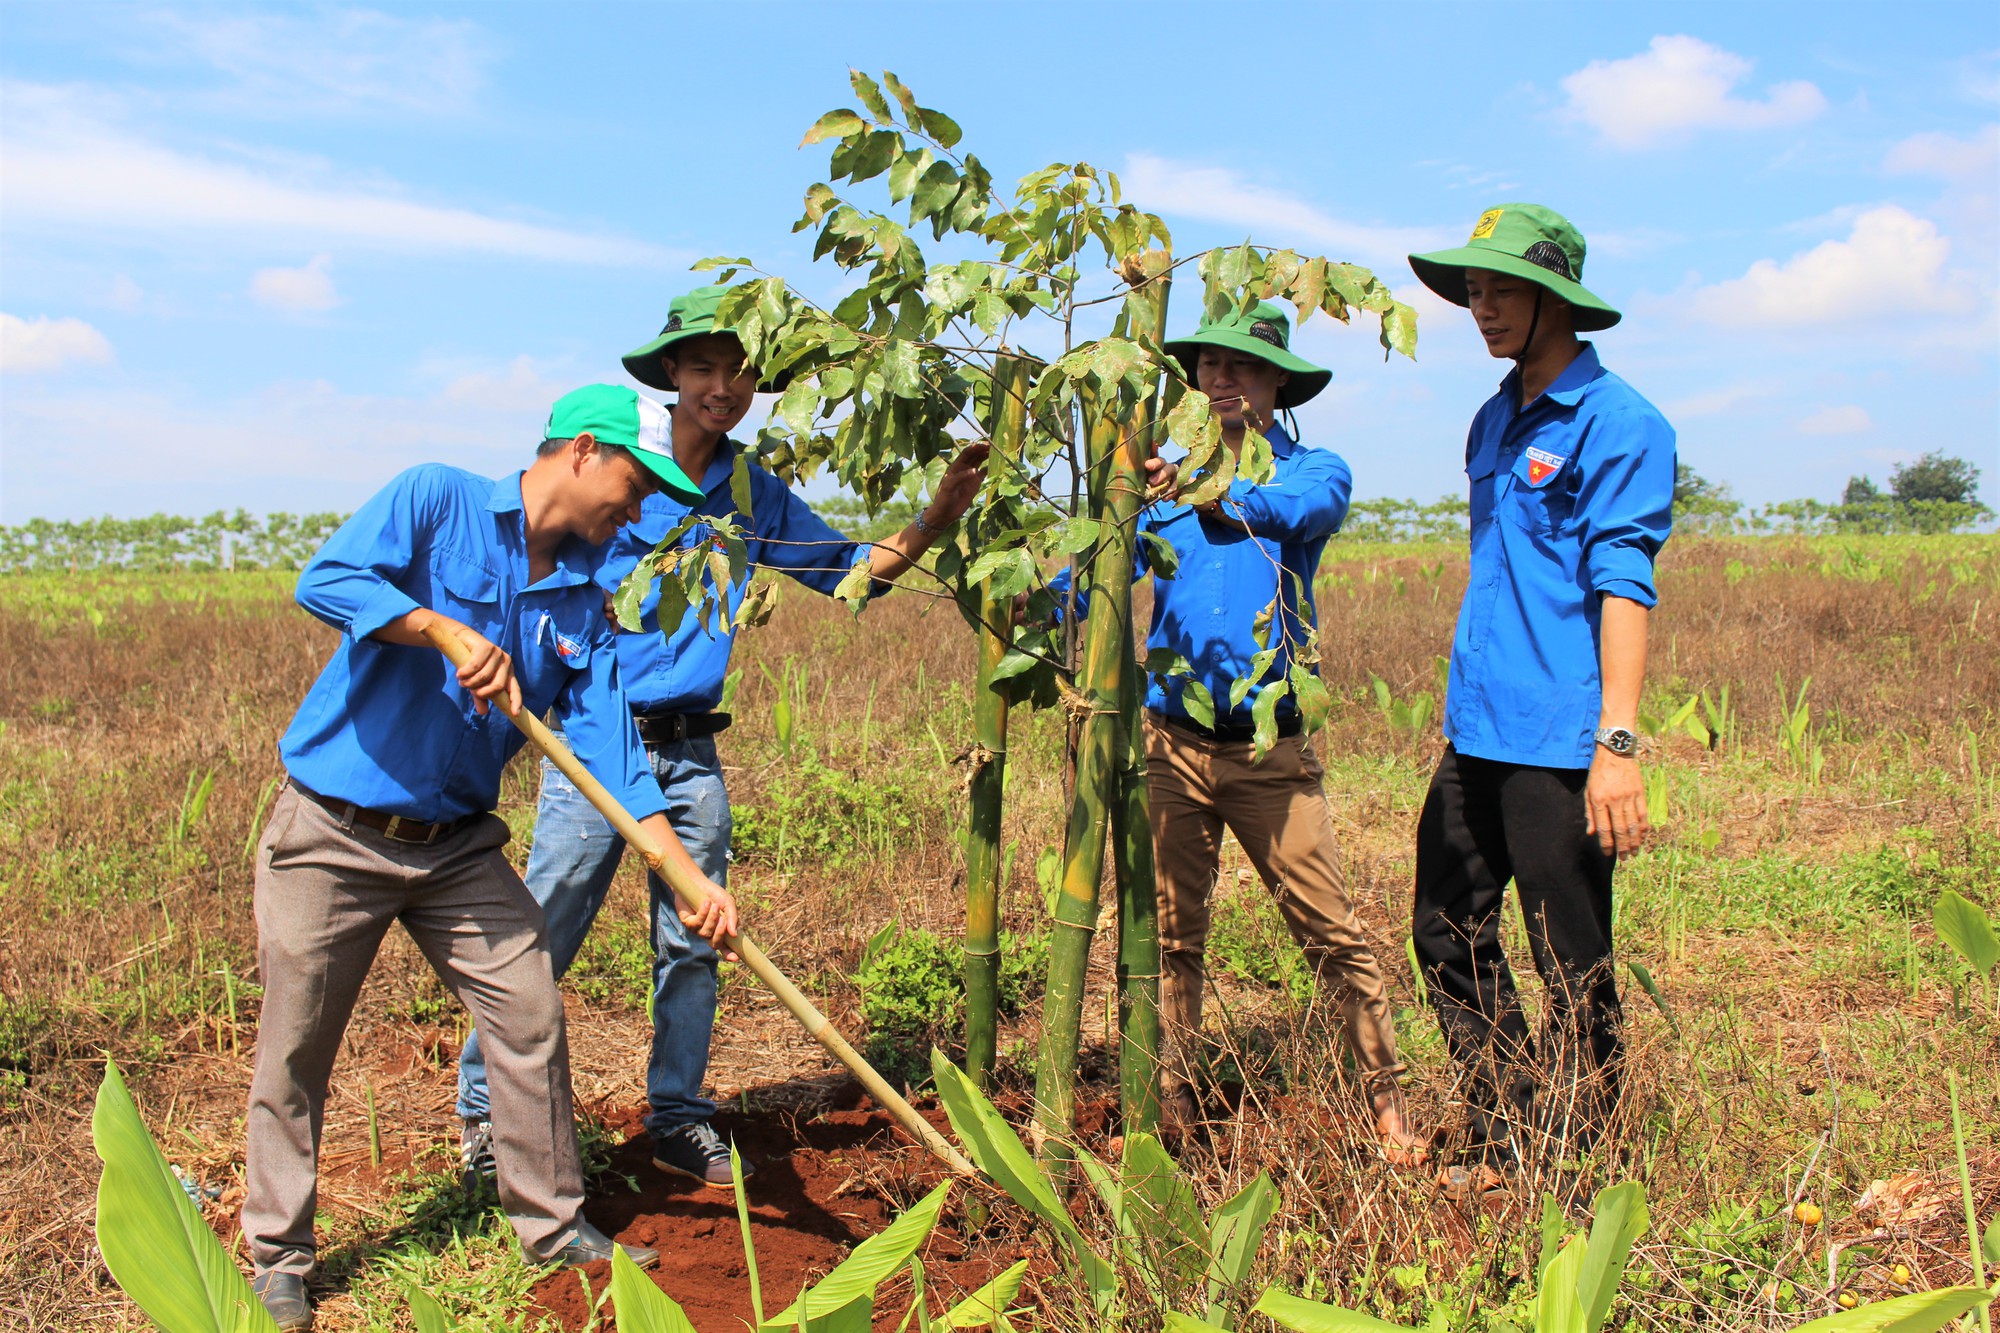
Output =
[
  {"x1": 578, "y1": 437, "x2": 873, "y2": 717},
  {"x1": 279, "y1": 465, "x2": 668, "y2": 824},
  {"x1": 1057, "y1": 423, "x2": 1352, "y2": 726},
  {"x1": 1446, "y1": 343, "x2": 1676, "y2": 769}
]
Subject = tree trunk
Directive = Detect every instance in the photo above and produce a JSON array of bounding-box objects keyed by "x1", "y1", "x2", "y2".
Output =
[{"x1": 963, "y1": 355, "x2": 1030, "y2": 1089}]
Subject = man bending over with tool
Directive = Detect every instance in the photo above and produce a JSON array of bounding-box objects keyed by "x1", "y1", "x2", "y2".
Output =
[
  {"x1": 456, "y1": 284, "x2": 987, "y2": 1191},
  {"x1": 243, "y1": 384, "x2": 739, "y2": 1331}
]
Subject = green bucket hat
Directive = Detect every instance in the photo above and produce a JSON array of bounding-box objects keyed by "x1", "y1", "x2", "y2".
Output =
[
  {"x1": 1162, "y1": 300, "x2": 1331, "y2": 408},
  {"x1": 545, "y1": 384, "x2": 703, "y2": 504},
  {"x1": 1408, "y1": 203, "x2": 1621, "y2": 331},
  {"x1": 621, "y1": 284, "x2": 790, "y2": 394}
]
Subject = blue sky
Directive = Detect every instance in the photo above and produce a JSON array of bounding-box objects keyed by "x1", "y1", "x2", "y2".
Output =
[{"x1": 2, "y1": 1, "x2": 1995, "y2": 523}]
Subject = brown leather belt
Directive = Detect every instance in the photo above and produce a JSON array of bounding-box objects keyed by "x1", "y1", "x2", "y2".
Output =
[
  {"x1": 632, "y1": 710, "x2": 732, "y2": 746},
  {"x1": 289, "y1": 779, "x2": 471, "y2": 845}
]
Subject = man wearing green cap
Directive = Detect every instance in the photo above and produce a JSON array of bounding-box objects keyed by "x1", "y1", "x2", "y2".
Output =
[
  {"x1": 1406, "y1": 205, "x2": 1675, "y2": 1185},
  {"x1": 456, "y1": 285, "x2": 987, "y2": 1190},
  {"x1": 243, "y1": 384, "x2": 739, "y2": 1328},
  {"x1": 1055, "y1": 301, "x2": 1420, "y2": 1161}
]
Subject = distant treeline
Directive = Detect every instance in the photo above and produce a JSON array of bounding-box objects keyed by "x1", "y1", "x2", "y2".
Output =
[{"x1": 1, "y1": 486, "x2": 1989, "y2": 574}]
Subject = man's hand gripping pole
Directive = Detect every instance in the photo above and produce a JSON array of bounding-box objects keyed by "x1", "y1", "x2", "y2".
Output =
[{"x1": 421, "y1": 623, "x2": 974, "y2": 1176}]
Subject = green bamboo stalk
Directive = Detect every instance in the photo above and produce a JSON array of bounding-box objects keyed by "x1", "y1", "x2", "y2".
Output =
[
  {"x1": 964, "y1": 355, "x2": 1030, "y2": 1089},
  {"x1": 1111, "y1": 262, "x2": 1171, "y2": 1135}
]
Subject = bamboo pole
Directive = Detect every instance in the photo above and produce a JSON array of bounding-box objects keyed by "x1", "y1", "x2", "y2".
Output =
[
  {"x1": 1032, "y1": 384, "x2": 1137, "y2": 1167},
  {"x1": 420, "y1": 622, "x2": 975, "y2": 1177},
  {"x1": 963, "y1": 355, "x2": 1030, "y2": 1089}
]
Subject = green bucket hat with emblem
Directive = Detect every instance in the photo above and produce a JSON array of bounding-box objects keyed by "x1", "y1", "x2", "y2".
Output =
[
  {"x1": 621, "y1": 284, "x2": 791, "y2": 394},
  {"x1": 1163, "y1": 300, "x2": 1331, "y2": 408},
  {"x1": 1408, "y1": 203, "x2": 1621, "y2": 332},
  {"x1": 545, "y1": 384, "x2": 703, "y2": 504}
]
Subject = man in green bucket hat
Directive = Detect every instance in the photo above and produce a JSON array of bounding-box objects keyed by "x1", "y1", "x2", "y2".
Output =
[
  {"x1": 455, "y1": 284, "x2": 989, "y2": 1191},
  {"x1": 1054, "y1": 299, "x2": 1422, "y2": 1164},
  {"x1": 1407, "y1": 205, "x2": 1676, "y2": 1191}
]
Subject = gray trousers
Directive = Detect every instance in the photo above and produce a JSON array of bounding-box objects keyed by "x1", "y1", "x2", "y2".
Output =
[{"x1": 242, "y1": 785, "x2": 584, "y2": 1273}]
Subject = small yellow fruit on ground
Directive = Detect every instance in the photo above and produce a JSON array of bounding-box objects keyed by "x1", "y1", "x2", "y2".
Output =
[
  {"x1": 1892, "y1": 1263, "x2": 1912, "y2": 1284},
  {"x1": 1795, "y1": 1201, "x2": 1823, "y2": 1226},
  {"x1": 1838, "y1": 1291, "x2": 1859, "y2": 1309}
]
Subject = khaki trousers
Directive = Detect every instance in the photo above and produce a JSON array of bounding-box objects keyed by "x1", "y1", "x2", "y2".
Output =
[
  {"x1": 243, "y1": 786, "x2": 584, "y2": 1273},
  {"x1": 1146, "y1": 714, "x2": 1404, "y2": 1098}
]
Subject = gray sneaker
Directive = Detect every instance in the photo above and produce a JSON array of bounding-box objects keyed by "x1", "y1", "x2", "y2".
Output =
[
  {"x1": 460, "y1": 1117, "x2": 495, "y2": 1194},
  {"x1": 651, "y1": 1121, "x2": 748, "y2": 1189},
  {"x1": 251, "y1": 1270, "x2": 313, "y2": 1331}
]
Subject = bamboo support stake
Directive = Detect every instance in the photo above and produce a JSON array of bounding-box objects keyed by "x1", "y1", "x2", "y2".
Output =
[
  {"x1": 963, "y1": 354, "x2": 1031, "y2": 1090},
  {"x1": 421, "y1": 621, "x2": 975, "y2": 1177}
]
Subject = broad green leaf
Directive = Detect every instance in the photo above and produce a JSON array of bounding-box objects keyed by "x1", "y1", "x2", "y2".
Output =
[
  {"x1": 761, "y1": 1182, "x2": 951, "y2": 1332},
  {"x1": 1164, "y1": 1316, "x2": 1230, "y2": 1332},
  {"x1": 1933, "y1": 890, "x2": 2000, "y2": 976},
  {"x1": 613, "y1": 553, "x2": 656, "y2": 632},
  {"x1": 93, "y1": 1059, "x2": 281, "y2": 1333},
  {"x1": 1121, "y1": 1133, "x2": 1208, "y2": 1291},
  {"x1": 1379, "y1": 302, "x2": 1419, "y2": 360},
  {"x1": 802, "y1": 109, "x2": 865, "y2": 146},
  {"x1": 611, "y1": 1244, "x2": 699, "y2": 1333},
  {"x1": 1575, "y1": 1181, "x2": 1647, "y2": 1333},
  {"x1": 1181, "y1": 679, "x2": 1217, "y2": 730},
  {"x1": 1983, "y1": 1212, "x2": 2000, "y2": 1265},
  {"x1": 407, "y1": 1287, "x2": 451, "y2": 1333},
  {"x1": 834, "y1": 558, "x2": 874, "y2": 615},
  {"x1": 990, "y1": 649, "x2": 1041, "y2": 683},
  {"x1": 917, "y1": 107, "x2": 962, "y2": 149},
  {"x1": 731, "y1": 451, "x2": 756, "y2": 524},
  {"x1": 883, "y1": 341, "x2": 925, "y2": 399},
  {"x1": 1145, "y1": 648, "x2": 1192, "y2": 679},
  {"x1": 1251, "y1": 680, "x2": 1290, "y2": 761},
  {"x1": 1789, "y1": 1287, "x2": 1992, "y2": 1332},
  {"x1": 1537, "y1": 1191, "x2": 1566, "y2": 1284},
  {"x1": 1251, "y1": 1288, "x2": 1408, "y2": 1332},
  {"x1": 929, "y1": 1052, "x2": 1116, "y2": 1302},
  {"x1": 849, "y1": 69, "x2": 893, "y2": 122},
  {"x1": 1206, "y1": 1171, "x2": 1278, "y2": 1321},
  {"x1": 1138, "y1": 530, "x2": 1180, "y2": 579},
  {"x1": 1534, "y1": 1232, "x2": 1587, "y2": 1333},
  {"x1": 882, "y1": 70, "x2": 920, "y2": 117},
  {"x1": 1289, "y1": 667, "x2": 1332, "y2": 733},
  {"x1": 941, "y1": 1258, "x2": 1030, "y2": 1329}
]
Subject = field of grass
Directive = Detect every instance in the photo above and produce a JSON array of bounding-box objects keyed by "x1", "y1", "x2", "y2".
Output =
[{"x1": 1, "y1": 532, "x2": 1996, "y2": 1330}]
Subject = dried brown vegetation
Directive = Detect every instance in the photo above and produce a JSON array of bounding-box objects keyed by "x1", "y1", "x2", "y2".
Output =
[{"x1": 1, "y1": 533, "x2": 1995, "y2": 1330}]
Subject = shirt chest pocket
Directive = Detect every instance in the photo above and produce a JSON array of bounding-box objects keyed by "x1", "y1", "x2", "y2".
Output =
[
  {"x1": 431, "y1": 550, "x2": 501, "y2": 623},
  {"x1": 1467, "y1": 450, "x2": 1500, "y2": 530},
  {"x1": 1509, "y1": 447, "x2": 1575, "y2": 537}
]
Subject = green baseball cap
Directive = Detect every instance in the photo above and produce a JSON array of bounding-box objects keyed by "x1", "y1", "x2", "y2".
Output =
[
  {"x1": 1408, "y1": 203, "x2": 1621, "y2": 331},
  {"x1": 621, "y1": 284, "x2": 791, "y2": 394},
  {"x1": 1163, "y1": 300, "x2": 1331, "y2": 408},
  {"x1": 544, "y1": 384, "x2": 703, "y2": 504}
]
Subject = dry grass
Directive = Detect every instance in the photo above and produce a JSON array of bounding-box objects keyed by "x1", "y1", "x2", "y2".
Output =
[{"x1": 1, "y1": 533, "x2": 1996, "y2": 1330}]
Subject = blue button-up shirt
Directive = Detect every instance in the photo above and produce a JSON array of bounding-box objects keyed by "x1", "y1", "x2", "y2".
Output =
[
  {"x1": 1446, "y1": 343, "x2": 1676, "y2": 768},
  {"x1": 577, "y1": 439, "x2": 873, "y2": 717},
  {"x1": 1058, "y1": 424, "x2": 1352, "y2": 725},
  {"x1": 279, "y1": 465, "x2": 668, "y2": 823}
]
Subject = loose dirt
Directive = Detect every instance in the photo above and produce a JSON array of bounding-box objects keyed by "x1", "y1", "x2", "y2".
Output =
[{"x1": 527, "y1": 1084, "x2": 1037, "y2": 1332}]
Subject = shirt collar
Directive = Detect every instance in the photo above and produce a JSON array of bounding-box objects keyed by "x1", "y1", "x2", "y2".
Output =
[
  {"x1": 1498, "y1": 342, "x2": 1602, "y2": 411},
  {"x1": 487, "y1": 470, "x2": 526, "y2": 514},
  {"x1": 490, "y1": 470, "x2": 592, "y2": 589}
]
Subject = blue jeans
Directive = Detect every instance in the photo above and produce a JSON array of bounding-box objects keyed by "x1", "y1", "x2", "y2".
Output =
[{"x1": 457, "y1": 734, "x2": 731, "y2": 1136}]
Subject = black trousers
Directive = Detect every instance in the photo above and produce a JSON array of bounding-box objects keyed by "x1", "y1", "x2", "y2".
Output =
[{"x1": 1411, "y1": 745, "x2": 1623, "y2": 1160}]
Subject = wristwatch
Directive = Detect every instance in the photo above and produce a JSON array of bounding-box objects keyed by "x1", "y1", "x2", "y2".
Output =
[
  {"x1": 1594, "y1": 726, "x2": 1638, "y2": 757},
  {"x1": 913, "y1": 511, "x2": 942, "y2": 537}
]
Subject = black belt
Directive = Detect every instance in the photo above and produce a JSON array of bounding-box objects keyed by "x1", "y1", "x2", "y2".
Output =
[
  {"x1": 289, "y1": 779, "x2": 473, "y2": 845},
  {"x1": 1154, "y1": 708, "x2": 1302, "y2": 744},
  {"x1": 633, "y1": 710, "x2": 732, "y2": 746}
]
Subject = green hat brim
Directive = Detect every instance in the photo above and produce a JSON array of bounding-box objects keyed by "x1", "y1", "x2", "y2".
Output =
[
  {"x1": 1408, "y1": 246, "x2": 1621, "y2": 332},
  {"x1": 1161, "y1": 327, "x2": 1332, "y2": 408},
  {"x1": 620, "y1": 328, "x2": 792, "y2": 395},
  {"x1": 624, "y1": 448, "x2": 703, "y2": 506}
]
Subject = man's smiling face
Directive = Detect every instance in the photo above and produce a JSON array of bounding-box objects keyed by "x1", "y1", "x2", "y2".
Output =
[
  {"x1": 1464, "y1": 267, "x2": 1568, "y2": 361},
  {"x1": 662, "y1": 333, "x2": 758, "y2": 437}
]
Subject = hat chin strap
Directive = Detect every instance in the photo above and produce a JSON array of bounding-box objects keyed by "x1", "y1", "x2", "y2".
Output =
[{"x1": 1514, "y1": 287, "x2": 1545, "y2": 364}]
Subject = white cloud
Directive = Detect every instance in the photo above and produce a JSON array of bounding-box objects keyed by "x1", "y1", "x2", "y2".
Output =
[
  {"x1": 1121, "y1": 153, "x2": 1456, "y2": 272},
  {"x1": 107, "y1": 275, "x2": 144, "y2": 311},
  {"x1": 1665, "y1": 381, "x2": 1777, "y2": 419},
  {"x1": 251, "y1": 254, "x2": 339, "y2": 313},
  {"x1": 0, "y1": 313, "x2": 114, "y2": 374},
  {"x1": 441, "y1": 354, "x2": 574, "y2": 414},
  {"x1": 1691, "y1": 206, "x2": 1971, "y2": 327},
  {"x1": 0, "y1": 81, "x2": 678, "y2": 266},
  {"x1": 1797, "y1": 405, "x2": 1873, "y2": 435},
  {"x1": 1885, "y1": 125, "x2": 2000, "y2": 182},
  {"x1": 1561, "y1": 35, "x2": 1827, "y2": 148},
  {"x1": 147, "y1": 8, "x2": 495, "y2": 116}
]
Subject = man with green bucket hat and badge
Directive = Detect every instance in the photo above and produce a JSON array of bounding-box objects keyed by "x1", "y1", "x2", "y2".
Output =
[
  {"x1": 1407, "y1": 205, "x2": 1675, "y2": 1190},
  {"x1": 244, "y1": 385, "x2": 737, "y2": 1328},
  {"x1": 455, "y1": 285, "x2": 987, "y2": 1190},
  {"x1": 1056, "y1": 300, "x2": 1423, "y2": 1163}
]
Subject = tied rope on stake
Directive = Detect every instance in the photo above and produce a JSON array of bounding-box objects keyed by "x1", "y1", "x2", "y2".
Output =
[{"x1": 420, "y1": 621, "x2": 975, "y2": 1177}]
